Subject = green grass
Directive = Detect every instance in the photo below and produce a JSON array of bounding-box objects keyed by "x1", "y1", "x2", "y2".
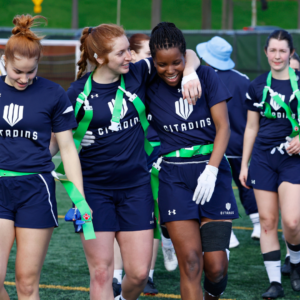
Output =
[
  {"x1": 0, "y1": 0, "x2": 298, "y2": 30},
  {"x1": 4, "y1": 180, "x2": 300, "y2": 299}
]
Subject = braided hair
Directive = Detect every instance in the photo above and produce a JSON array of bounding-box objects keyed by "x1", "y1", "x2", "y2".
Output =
[{"x1": 149, "y1": 22, "x2": 186, "y2": 59}]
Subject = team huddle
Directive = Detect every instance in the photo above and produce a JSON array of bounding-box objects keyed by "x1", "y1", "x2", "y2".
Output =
[{"x1": 0, "y1": 13, "x2": 300, "y2": 300}]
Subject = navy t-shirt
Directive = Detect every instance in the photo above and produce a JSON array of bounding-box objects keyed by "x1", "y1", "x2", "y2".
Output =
[
  {"x1": 67, "y1": 58, "x2": 156, "y2": 190},
  {"x1": 216, "y1": 69, "x2": 250, "y2": 157},
  {"x1": 147, "y1": 114, "x2": 160, "y2": 142},
  {"x1": 245, "y1": 71, "x2": 300, "y2": 150},
  {"x1": 0, "y1": 76, "x2": 77, "y2": 173},
  {"x1": 146, "y1": 65, "x2": 231, "y2": 156}
]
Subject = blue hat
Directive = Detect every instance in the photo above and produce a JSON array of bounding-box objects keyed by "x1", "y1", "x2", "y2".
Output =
[{"x1": 196, "y1": 36, "x2": 235, "y2": 70}]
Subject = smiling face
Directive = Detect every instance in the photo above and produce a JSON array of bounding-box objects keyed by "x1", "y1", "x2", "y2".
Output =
[
  {"x1": 105, "y1": 35, "x2": 132, "y2": 75},
  {"x1": 265, "y1": 38, "x2": 293, "y2": 73},
  {"x1": 4, "y1": 54, "x2": 38, "y2": 90},
  {"x1": 154, "y1": 47, "x2": 185, "y2": 87}
]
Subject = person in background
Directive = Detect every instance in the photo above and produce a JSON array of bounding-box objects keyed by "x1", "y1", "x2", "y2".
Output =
[
  {"x1": 196, "y1": 36, "x2": 260, "y2": 249},
  {"x1": 280, "y1": 51, "x2": 300, "y2": 277},
  {"x1": 240, "y1": 30, "x2": 300, "y2": 299}
]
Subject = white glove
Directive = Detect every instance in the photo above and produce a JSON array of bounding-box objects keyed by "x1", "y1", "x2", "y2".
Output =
[
  {"x1": 193, "y1": 165, "x2": 218, "y2": 205},
  {"x1": 81, "y1": 131, "x2": 95, "y2": 147}
]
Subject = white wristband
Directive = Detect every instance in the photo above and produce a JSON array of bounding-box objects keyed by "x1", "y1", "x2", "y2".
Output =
[{"x1": 181, "y1": 71, "x2": 198, "y2": 92}]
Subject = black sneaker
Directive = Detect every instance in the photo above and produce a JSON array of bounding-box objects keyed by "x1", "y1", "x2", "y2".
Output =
[
  {"x1": 261, "y1": 282, "x2": 284, "y2": 299},
  {"x1": 281, "y1": 256, "x2": 291, "y2": 276},
  {"x1": 290, "y1": 262, "x2": 300, "y2": 291},
  {"x1": 143, "y1": 277, "x2": 158, "y2": 295},
  {"x1": 112, "y1": 278, "x2": 121, "y2": 298}
]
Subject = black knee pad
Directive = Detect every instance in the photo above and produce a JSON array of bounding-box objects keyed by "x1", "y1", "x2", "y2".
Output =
[
  {"x1": 204, "y1": 274, "x2": 228, "y2": 297},
  {"x1": 200, "y1": 222, "x2": 232, "y2": 252}
]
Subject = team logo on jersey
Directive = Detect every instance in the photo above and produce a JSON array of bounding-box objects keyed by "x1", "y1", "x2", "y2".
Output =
[
  {"x1": 175, "y1": 98, "x2": 193, "y2": 120},
  {"x1": 108, "y1": 98, "x2": 128, "y2": 119},
  {"x1": 270, "y1": 93, "x2": 285, "y2": 111},
  {"x1": 3, "y1": 103, "x2": 24, "y2": 127},
  {"x1": 226, "y1": 203, "x2": 231, "y2": 211},
  {"x1": 83, "y1": 213, "x2": 90, "y2": 221},
  {"x1": 295, "y1": 126, "x2": 299, "y2": 131}
]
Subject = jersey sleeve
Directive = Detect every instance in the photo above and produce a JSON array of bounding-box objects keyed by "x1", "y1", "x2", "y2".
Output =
[
  {"x1": 131, "y1": 57, "x2": 157, "y2": 85},
  {"x1": 52, "y1": 86, "x2": 78, "y2": 133},
  {"x1": 245, "y1": 83, "x2": 261, "y2": 112},
  {"x1": 203, "y1": 67, "x2": 232, "y2": 108}
]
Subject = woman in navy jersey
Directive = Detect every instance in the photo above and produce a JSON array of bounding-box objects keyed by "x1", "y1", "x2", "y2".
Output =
[
  {"x1": 240, "y1": 30, "x2": 300, "y2": 299},
  {"x1": 0, "y1": 15, "x2": 84, "y2": 300},
  {"x1": 146, "y1": 22, "x2": 238, "y2": 300},
  {"x1": 66, "y1": 24, "x2": 200, "y2": 300}
]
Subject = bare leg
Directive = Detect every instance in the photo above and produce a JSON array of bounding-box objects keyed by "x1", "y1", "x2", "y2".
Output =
[
  {"x1": 278, "y1": 182, "x2": 300, "y2": 245},
  {"x1": 150, "y1": 239, "x2": 159, "y2": 271},
  {"x1": 0, "y1": 219, "x2": 15, "y2": 300},
  {"x1": 166, "y1": 220, "x2": 203, "y2": 300},
  {"x1": 80, "y1": 232, "x2": 115, "y2": 300},
  {"x1": 254, "y1": 189, "x2": 279, "y2": 253},
  {"x1": 15, "y1": 227, "x2": 54, "y2": 300},
  {"x1": 201, "y1": 219, "x2": 231, "y2": 300},
  {"x1": 117, "y1": 230, "x2": 153, "y2": 300}
]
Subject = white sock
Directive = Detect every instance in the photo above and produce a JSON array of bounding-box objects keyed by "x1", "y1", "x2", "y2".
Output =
[
  {"x1": 286, "y1": 253, "x2": 290, "y2": 258},
  {"x1": 161, "y1": 234, "x2": 172, "y2": 248},
  {"x1": 287, "y1": 246, "x2": 300, "y2": 264},
  {"x1": 249, "y1": 212, "x2": 260, "y2": 225},
  {"x1": 149, "y1": 269, "x2": 154, "y2": 279},
  {"x1": 264, "y1": 261, "x2": 281, "y2": 283},
  {"x1": 114, "y1": 269, "x2": 123, "y2": 284}
]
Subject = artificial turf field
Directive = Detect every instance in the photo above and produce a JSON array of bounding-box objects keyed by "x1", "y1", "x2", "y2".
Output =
[{"x1": 3, "y1": 178, "x2": 300, "y2": 300}]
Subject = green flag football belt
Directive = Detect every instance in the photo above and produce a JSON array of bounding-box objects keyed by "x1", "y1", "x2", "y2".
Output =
[
  {"x1": 254, "y1": 67, "x2": 300, "y2": 139},
  {"x1": 150, "y1": 143, "x2": 214, "y2": 239}
]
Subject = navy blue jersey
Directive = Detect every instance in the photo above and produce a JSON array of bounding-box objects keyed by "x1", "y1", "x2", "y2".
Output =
[
  {"x1": 67, "y1": 58, "x2": 156, "y2": 190},
  {"x1": 245, "y1": 71, "x2": 300, "y2": 150},
  {"x1": 216, "y1": 69, "x2": 250, "y2": 157},
  {"x1": 146, "y1": 66, "x2": 231, "y2": 156},
  {"x1": 147, "y1": 114, "x2": 160, "y2": 142},
  {"x1": 0, "y1": 76, "x2": 77, "y2": 173}
]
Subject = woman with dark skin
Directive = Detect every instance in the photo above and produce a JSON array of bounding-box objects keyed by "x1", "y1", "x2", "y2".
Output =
[{"x1": 146, "y1": 22, "x2": 238, "y2": 300}]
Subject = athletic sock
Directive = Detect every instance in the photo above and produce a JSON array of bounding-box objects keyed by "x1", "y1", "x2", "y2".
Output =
[
  {"x1": 160, "y1": 225, "x2": 170, "y2": 239},
  {"x1": 149, "y1": 269, "x2": 154, "y2": 280},
  {"x1": 286, "y1": 242, "x2": 300, "y2": 264},
  {"x1": 114, "y1": 269, "x2": 123, "y2": 284},
  {"x1": 249, "y1": 212, "x2": 260, "y2": 225},
  {"x1": 263, "y1": 250, "x2": 281, "y2": 284}
]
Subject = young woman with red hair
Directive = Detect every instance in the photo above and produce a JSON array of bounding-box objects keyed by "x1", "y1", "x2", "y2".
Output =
[
  {"x1": 66, "y1": 24, "x2": 200, "y2": 300},
  {"x1": 0, "y1": 15, "x2": 84, "y2": 300}
]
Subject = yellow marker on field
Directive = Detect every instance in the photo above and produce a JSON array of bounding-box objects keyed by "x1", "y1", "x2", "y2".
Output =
[{"x1": 32, "y1": 0, "x2": 43, "y2": 13}]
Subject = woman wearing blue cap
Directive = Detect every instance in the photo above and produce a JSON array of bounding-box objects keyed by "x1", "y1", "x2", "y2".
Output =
[
  {"x1": 196, "y1": 36, "x2": 260, "y2": 248},
  {"x1": 240, "y1": 30, "x2": 300, "y2": 298}
]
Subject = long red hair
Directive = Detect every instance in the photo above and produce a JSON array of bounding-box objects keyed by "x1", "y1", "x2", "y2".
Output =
[{"x1": 77, "y1": 24, "x2": 125, "y2": 79}]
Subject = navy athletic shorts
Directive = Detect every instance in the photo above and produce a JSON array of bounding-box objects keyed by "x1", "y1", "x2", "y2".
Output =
[
  {"x1": 0, "y1": 173, "x2": 58, "y2": 228},
  {"x1": 80, "y1": 182, "x2": 155, "y2": 232},
  {"x1": 158, "y1": 155, "x2": 239, "y2": 224},
  {"x1": 247, "y1": 146, "x2": 300, "y2": 192},
  {"x1": 147, "y1": 145, "x2": 161, "y2": 171}
]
